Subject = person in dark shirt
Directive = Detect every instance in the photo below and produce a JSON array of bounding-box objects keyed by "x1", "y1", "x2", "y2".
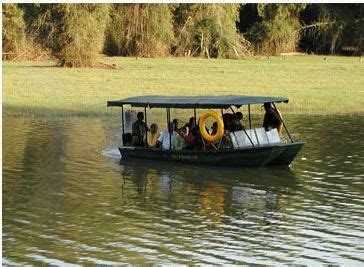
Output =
[
  {"x1": 230, "y1": 112, "x2": 244, "y2": 132},
  {"x1": 172, "y1": 118, "x2": 179, "y2": 132},
  {"x1": 262, "y1": 103, "x2": 282, "y2": 132},
  {"x1": 132, "y1": 112, "x2": 148, "y2": 146}
]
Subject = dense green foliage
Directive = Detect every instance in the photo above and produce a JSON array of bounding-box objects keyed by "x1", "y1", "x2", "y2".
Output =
[
  {"x1": 299, "y1": 4, "x2": 363, "y2": 55},
  {"x1": 2, "y1": 3, "x2": 363, "y2": 66},
  {"x1": 2, "y1": 4, "x2": 25, "y2": 60},
  {"x1": 21, "y1": 4, "x2": 109, "y2": 67},
  {"x1": 173, "y1": 4, "x2": 249, "y2": 58},
  {"x1": 104, "y1": 4, "x2": 174, "y2": 57},
  {"x1": 244, "y1": 4, "x2": 306, "y2": 55}
]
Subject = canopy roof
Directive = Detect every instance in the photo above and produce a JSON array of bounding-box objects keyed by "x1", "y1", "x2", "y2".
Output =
[{"x1": 107, "y1": 95, "x2": 289, "y2": 109}]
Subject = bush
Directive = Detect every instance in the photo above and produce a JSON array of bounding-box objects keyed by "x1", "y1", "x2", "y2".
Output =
[
  {"x1": 23, "y1": 4, "x2": 109, "y2": 67},
  {"x1": 2, "y1": 4, "x2": 25, "y2": 60},
  {"x1": 104, "y1": 4, "x2": 175, "y2": 57},
  {"x1": 245, "y1": 4, "x2": 305, "y2": 55},
  {"x1": 173, "y1": 4, "x2": 250, "y2": 58}
]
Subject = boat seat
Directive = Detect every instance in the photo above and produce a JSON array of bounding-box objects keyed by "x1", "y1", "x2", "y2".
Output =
[
  {"x1": 266, "y1": 128, "x2": 281, "y2": 144},
  {"x1": 254, "y1": 127, "x2": 269, "y2": 146},
  {"x1": 230, "y1": 128, "x2": 281, "y2": 149},
  {"x1": 230, "y1": 129, "x2": 258, "y2": 148}
]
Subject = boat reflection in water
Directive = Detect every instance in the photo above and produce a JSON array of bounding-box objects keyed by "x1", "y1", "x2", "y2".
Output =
[{"x1": 119, "y1": 159, "x2": 299, "y2": 223}]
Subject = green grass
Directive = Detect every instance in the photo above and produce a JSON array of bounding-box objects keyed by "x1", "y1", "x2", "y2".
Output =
[{"x1": 3, "y1": 55, "x2": 364, "y2": 116}]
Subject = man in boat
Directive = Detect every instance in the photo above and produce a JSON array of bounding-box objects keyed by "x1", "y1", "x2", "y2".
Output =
[
  {"x1": 132, "y1": 112, "x2": 148, "y2": 146},
  {"x1": 262, "y1": 102, "x2": 282, "y2": 133},
  {"x1": 158, "y1": 122, "x2": 178, "y2": 150}
]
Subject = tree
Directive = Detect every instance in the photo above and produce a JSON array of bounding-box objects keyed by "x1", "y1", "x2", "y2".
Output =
[
  {"x1": 244, "y1": 4, "x2": 306, "y2": 55},
  {"x1": 22, "y1": 4, "x2": 109, "y2": 67},
  {"x1": 2, "y1": 4, "x2": 25, "y2": 60},
  {"x1": 104, "y1": 4, "x2": 175, "y2": 57},
  {"x1": 173, "y1": 4, "x2": 250, "y2": 58},
  {"x1": 299, "y1": 4, "x2": 363, "y2": 55}
]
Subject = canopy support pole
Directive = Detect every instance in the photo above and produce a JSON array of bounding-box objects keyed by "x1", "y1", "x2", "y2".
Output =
[
  {"x1": 272, "y1": 103, "x2": 293, "y2": 143},
  {"x1": 121, "y1": 105, "x2": 125, "y2": 145},
  {"x1": 193, "y1": 108, "x2": 197, "y2": 125},
  {"x1": 167, "y1": 108, "x2": 172, "y2": 150},
  {"x1": 121, "y1": 105, "x2": 125, "y2": 135},
  {"x1": 248, "y1": 104, "x2": 252, "y2": 129},
  {"x1": 144, "y1": 106, "x2": 148, "y2": 148}
]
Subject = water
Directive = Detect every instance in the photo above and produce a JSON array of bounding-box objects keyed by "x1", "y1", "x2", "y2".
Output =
[{"x1": 3, "y1": 114, "x2": 364, "y2": 265}]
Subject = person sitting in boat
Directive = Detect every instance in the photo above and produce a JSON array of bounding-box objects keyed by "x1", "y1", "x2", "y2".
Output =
[
  {"x1": 230, "y1": 112, "x2": 244, "y2": 132},
  {"x1": 174, "y1": 127, "x2": 187, "y2": 150},
  {"x1": 183, "y1": 117, "x2": 197, "y2": 148},
  {"x1": 158, "y1": 122, "x2": 178, "y2": 150},
  {"x1": 211, "y1": 122, "x2": 218, "y2": 135},
  {"x1": 132, "y1": 112, "x2": 148, "y2": 146},
  {"x1": 207, "y1": 121, "x2": 232, "y2": 149},
  {"x1": 184, "y1": 117, "x2": 196, "y2": 135},
  {"x1": 262, "y1": 102, "x2": 282, "y2": 133},
  {"x1": 172, "y1": 118, "x2": 180, "y2": 132},
  {"x1": 144, "y1": 123, "x2": 160, "y2": 148},
  {"x1": 222, "y1": 113, "x2": 234, "y2": 131}
]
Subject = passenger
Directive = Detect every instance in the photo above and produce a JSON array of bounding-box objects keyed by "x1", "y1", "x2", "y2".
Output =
[
  {"x1": 231, "y1": 112, "x2": 244, "y2": 132},
  {"x1": 262, "y1": 102, "x2": 282, "y2": 133},
  {"x1": 184, "y1": 117, "x2": 196, "y2": 135},
  {"x1": 132, "y1": 112, "x2": 148, "y2": 146},
  {"x1": 158, "y1": 122, "x2": 177, "y2": 150},
  {"x1": 174, "y1": 127, "x2": 187, "y2": 150},
  {"x1": 194, "y1": 119, "x2": 205, "y2": 150},
  {"x1": 222, "y1": 113, "x2": 234, "y2": 131},
  {"x1": 220, "y1": 131, "x2": 233, "y2": 149},
  {"x1": 184, "y1": 117, "x2": 197, "y2": 149},
  {"x1": 211, "y1": 122, "x2": 218, "y2": 135},
  {"x1": 172, "y1": 119, "x2": 179, "y2": 132},
  {"x1": 144, "y1": 123, "x2": 160, "y2": 148}
]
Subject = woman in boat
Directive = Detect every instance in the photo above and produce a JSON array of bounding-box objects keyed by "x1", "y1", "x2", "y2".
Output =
[
  {"x1": 184, "y1": 117, "x2": 198, "y2": 149},
  {"x1": 144, "y1": 123, "x2": 160, "y2": 148}
]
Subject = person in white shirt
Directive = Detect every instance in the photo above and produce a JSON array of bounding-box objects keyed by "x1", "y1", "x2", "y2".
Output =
[{"x1": 158, "y1": 122, "x2": 177, "y2": 150}]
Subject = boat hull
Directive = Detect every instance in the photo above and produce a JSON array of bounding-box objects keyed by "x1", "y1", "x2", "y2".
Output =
[{"x1": 118, "y1": 142, "x2": 304, "y2": 168}]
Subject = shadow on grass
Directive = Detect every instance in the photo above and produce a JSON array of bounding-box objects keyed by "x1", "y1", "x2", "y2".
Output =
[{"x1": 8, "y1": 64, "x2": 59, "y2": 68}]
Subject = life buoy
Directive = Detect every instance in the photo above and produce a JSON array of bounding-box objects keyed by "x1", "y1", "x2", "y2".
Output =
[{"x1": 199, "y1": 110, "x2": 224, "y2": 142}]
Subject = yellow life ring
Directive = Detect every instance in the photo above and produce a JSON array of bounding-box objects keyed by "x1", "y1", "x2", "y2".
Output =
[{"x1": 199, "y1": 110, "x2": 224, "y2": 143}]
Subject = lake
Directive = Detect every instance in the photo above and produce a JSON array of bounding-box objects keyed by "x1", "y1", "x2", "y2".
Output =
[{"x1": 3, "y1": 113, "x2": 364, "y2": 265}]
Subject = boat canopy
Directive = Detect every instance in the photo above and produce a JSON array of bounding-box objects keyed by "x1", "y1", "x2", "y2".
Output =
[{"x1": 107, "y1": 95, "x2": 289, "y2": 109}]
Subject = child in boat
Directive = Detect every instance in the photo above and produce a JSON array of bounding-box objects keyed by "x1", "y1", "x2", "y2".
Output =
[
  {"x1": 144, "y1": 123, "x2": 160, "y2": 148},
  {"x1": 174, "y1": 127, "x2": 187, "y2": 150}
]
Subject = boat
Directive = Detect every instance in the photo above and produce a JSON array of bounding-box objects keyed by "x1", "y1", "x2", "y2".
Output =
[{"x1": 107, "y1": 95, "x2": 304, "y2": 168}]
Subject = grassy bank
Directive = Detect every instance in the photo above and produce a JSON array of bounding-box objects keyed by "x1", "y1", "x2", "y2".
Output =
[{"x1": 3, "y1": 55, "x2": 364, "y2": 116}]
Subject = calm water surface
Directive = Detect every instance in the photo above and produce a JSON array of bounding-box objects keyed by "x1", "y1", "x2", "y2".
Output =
[{"x1": 3, "y1": 114, "x2": 364, "y2": 265}]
